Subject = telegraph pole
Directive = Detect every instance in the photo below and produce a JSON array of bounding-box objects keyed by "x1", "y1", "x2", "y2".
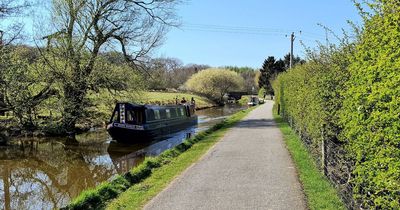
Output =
[{"x1": 290, "y1": 32, "x2": 295, "y2": 69}]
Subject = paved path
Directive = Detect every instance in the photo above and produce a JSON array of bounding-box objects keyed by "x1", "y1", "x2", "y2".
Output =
[{"x1": 144, "y1": 101, "x2": 307, "y2": 210}]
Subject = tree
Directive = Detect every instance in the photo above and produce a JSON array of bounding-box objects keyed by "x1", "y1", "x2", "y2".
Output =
[
  {"x1": 146, "y1": 57, "x2": 183, "y2": 90},
  {"x1": 40, "y1": 0, "x2": 179, "y2": 134},
  {"x1": 226, "y1": 66, "x2": 258, "y2": 94},
  {"x1": 174, "y1": 64, "x2": 209, "y2": 89},
  {"x1": 185, "y1": 68, "x2": 245, "y2": 104},
  {"x1": 283, "y1": 53, "x2": 304, "y2": 70},
  {"x1": 0, "y1": 0, "x2": 29, "y2": 45},
  {"x1": 1, "y1": 47, "x2": 57, "y2": 129},
  {"x1": 258, "y1": 56, "x2": 275, "y2": 95},
  {"x1": 0, "y1": 1, "x2": 56, "y2": 130},
  {"x1": 258, "y1": 54, "x2": 305, "y2": 96},
  {"x1": 145, "y1": 59, "x2": 210, "y2": 90}
]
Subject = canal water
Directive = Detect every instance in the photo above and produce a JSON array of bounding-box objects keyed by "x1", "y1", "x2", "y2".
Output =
[{"x1": 0, "y1": 105, "x2": 246, "y2": 210}]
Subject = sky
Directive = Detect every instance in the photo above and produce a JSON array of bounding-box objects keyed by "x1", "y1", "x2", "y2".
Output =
[
  {"x1": 2, "y1": 0, "x2": 362, "y2": 69},
  {"x1": 156, "y1": 0, "x2": 362, "y2": 68}
]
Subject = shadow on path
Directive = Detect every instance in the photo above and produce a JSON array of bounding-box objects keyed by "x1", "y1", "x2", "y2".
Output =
[{"x1": 234, "y1": 119, "x2": 276, "y2": 128}]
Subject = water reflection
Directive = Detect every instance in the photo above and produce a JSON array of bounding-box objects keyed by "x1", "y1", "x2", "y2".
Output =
[
  {"x1": 0, "y1": 139, "x2": 114, "y2": 210},
  {"x1": 0, "y1": 104, "x2": 245, "y2": 210}
]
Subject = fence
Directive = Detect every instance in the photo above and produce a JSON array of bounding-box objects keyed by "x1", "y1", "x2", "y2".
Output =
[{"x1": 286, "y1": 117, "x2": 358, "y2": 209}]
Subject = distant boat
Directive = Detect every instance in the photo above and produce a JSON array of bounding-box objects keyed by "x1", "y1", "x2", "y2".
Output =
[
  {"x1": 107, "y1": 103, "x2": 197, "y2": 143},
  {"x1": 247, "y1": 96, "x2": 259, "y2": 106}
]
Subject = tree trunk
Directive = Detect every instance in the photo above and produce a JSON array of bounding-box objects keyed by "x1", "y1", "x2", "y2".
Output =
[
  {"x1": 0, "y1": 93, "x2": 5, "y2": 116},
  {"x1": 62, "y1": 83, "x2": 86, "y2": 135}
]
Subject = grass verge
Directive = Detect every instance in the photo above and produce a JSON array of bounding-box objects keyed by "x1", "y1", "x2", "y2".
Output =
[
  {"x1": 273, "y1": 114, "x2": 346, "y2": 210},
  {"x1": 62, "y1": 107, "x2": 255, "y2": 210}
]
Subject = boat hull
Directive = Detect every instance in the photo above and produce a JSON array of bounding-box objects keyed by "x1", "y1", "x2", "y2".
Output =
[{"x1": 107, "y1": 116, "x2": 198, "y2": 143}]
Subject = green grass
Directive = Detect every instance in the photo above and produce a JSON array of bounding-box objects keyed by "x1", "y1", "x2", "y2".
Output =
[
  {"x1": 273, "y1": 114, "x2": 346, "y2": 210},
  {"x1": 140, "y1": 91, "x2": 215, "y2": 109},
  {"x1": 63, "y1": 107, "x2": 255, "y2": 210}
]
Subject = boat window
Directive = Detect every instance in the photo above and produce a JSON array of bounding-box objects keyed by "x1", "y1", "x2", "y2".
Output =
[
  {"x1": 110, "y1": 109, "x2": 119, "y2": 122},
  {"x1": 154, "y1": 110, "x2": 161, "y2": 120},
  {"x1": 170, "y1": 108, "x2": 177, "y2": 118},
  {"x1": 166, "y1": 109, "x2": 171, "y2": 118},
  {"x1": 160, "y1": 109, "x2": 166, "y2": 119},
  {"x1": 180, "y1": 108, "x2": 185, "y2": 116},
  {"x1": 135, "y1": 111, "x2": 143, "y2": 124},
  {"x1": 146, "y1": 110, "x2": 155, "y2": 121},
  {"x1": 186, "y1": 105, "x2": 191, "y2": 117},
  {"x1": 126, "y1": 110, "x2": 138, "y2": 124}
]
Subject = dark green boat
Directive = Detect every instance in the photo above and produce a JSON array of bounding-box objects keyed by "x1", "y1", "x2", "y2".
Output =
[{"x1": 107, "y1": 103, "x2": 197, "y2": 143}]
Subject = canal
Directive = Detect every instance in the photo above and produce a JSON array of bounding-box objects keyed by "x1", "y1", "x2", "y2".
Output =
[{"x1": 0, "y1": 104, "x2": 246, "y2": 210}]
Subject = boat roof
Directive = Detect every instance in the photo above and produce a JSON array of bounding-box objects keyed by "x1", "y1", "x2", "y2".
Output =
[{"x1": 116, "y1": 102, "x2": 188, "y2": 110}]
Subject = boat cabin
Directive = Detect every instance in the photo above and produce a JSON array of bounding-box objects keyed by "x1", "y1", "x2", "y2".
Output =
[{"x1": 109, "y1": 103, "x2": 196, "y2": 125}]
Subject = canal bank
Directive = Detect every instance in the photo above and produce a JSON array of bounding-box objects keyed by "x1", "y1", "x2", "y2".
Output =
[
  {"x1": 0, "y1": 105, "x2": 245, "y2": 210},
  {"x1": 62, "y1": 105, "x2": 255, "y2": 209}
]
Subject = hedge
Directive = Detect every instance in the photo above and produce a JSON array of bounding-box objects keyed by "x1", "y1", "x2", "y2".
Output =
[{"x1": 272, "y1": 0, "x2": 400, "y2": 208}]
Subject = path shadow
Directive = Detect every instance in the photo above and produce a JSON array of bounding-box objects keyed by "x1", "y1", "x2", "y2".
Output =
[{"x1": 235, "y1": 119, "x2": 276, "y2": 128}]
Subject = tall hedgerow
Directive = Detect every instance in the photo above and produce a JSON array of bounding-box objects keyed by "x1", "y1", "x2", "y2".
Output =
[
  {"x1": 340, "y1": 0, "x2": 400, "y2": 208},
  {"x1": 273, "y1": 38, "x2": 354, "y2": 153},
  {"x1": 274, "y1": 1, "x2": 400, "y2": 208}
]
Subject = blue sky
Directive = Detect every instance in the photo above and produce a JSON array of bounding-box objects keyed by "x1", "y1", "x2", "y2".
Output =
[
  {"x1": 2, "y1": 0, "x2": 362, "y2": 69},
  {"x1": 157, "y1": 0, "x2": 361, "y2": 68}
]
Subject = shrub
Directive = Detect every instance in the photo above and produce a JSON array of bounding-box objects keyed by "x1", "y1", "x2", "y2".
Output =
[
  {"x1": 185, "y1": 68, "x2": 245, "y2": 104},
  {"x1": 339, "y1": 0, "x2": 400, "y2": 207},
  {"x1": 273, "y1": 1, "x2": 400, "y2": 208}
]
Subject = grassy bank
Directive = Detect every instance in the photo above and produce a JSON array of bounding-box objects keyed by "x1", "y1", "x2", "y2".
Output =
[
  {"x1": 139, "y1": 91, "x2": 215, "y2": 109},
  {"x1": 273, "y1": 114, "x2": 345, "y2": 210},
  {"x1": 63, "y1": 107, "x2": 255, "y2": 210}
]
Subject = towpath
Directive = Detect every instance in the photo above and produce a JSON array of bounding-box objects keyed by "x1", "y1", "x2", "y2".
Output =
[{"x1": 144, "y1": 101, "x2": 307, "y2": 210}]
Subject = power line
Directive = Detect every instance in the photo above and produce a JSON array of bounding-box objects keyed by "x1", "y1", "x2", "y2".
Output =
[{"x1": 180, "y1": 23, "x2": 326, "y2": 40}]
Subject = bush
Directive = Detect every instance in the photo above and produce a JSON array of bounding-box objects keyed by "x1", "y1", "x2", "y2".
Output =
[
  {"x1": 339, "y1": 1, "x2": 400, "y2": 207},
  {"x1": 273, "y1": 1, "x2": 400, "y2": 208},
  {"x1": 185, "y1": 68, "x2": 245, "y2": 104}
]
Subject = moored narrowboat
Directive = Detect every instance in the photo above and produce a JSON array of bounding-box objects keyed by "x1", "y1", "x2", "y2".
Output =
[{"x1": 106, "y1": 103, "x2": 197, "y2": 143}]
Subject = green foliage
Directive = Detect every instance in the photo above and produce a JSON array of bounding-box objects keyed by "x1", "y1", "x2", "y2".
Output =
[
  {"x1": 185, "y1": 68, "x2": 245, "y2": 103},
  {"x1": 273, "y1": 1, "x2": 400, "y2": 208},
  {"x1": 258, "y1": 87, "x2": 266, "y2": 98},
  {"x1": 40, "y1": 0, "x2": 179, "y2": 133},
  {"x1": 339, "y1": 1, "x2": 400, "y2": 207},
  {"x1": 237, "y1": 95, "x2": 250, "y2": 106},
  {"x1": 258, "y1": 57, "x2": 275, "y2": 95},
  {"x1": 258, "y1": 54, "x2": 305, "y2": 96},
  {"x1": 225, "y1": 66, "x2": 258, "y2": 94},
  {"x1": 0, "y1": 46, "x2": 56, "y2": 129}
]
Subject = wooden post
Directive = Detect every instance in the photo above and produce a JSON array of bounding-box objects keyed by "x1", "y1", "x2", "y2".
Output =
[
  {"x1": 321, "y1": 126, "x2": 328, "y2": 176},
  {"x1": 277, "y1": 104, "x2": 281, "y2": 115}
]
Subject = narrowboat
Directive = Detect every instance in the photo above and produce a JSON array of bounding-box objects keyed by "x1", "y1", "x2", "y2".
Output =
[
  {"x1": 106, "y1": 103, "x2": 197, "y2": 143},
  {"x1": 247, "y1": 96, "x2": 259, "y2": 106}
]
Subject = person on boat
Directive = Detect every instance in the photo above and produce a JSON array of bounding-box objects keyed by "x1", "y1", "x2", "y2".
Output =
[
  {"x1": 181, "y1": 97, "x2": 187, "y2": 104},
  {"x1": 191, "y1": 97, "x2": 195, "y2": 105}
]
